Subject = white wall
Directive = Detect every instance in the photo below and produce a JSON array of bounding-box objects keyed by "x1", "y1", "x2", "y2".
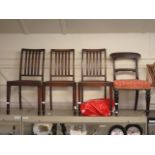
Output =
[{"x1": 0, "y1": 33, "x2": 155, "y2": 110}]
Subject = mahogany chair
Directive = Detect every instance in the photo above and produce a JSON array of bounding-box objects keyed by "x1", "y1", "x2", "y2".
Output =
[
  {"x1": 6, "y1": 48, "x2": 45, "y2": 115},
  {"x1": 78, "y1": 49, "x2": 113, "y2": 113},
  {"x1": 42, "y1": 49, "x2": 76, "y2": 115},
  {"x1": 110, "y1": 52, "x2": 151, "y2": 116},
  {"x1": 146, "y1": 63, "x2": 155, "y2": 87}
]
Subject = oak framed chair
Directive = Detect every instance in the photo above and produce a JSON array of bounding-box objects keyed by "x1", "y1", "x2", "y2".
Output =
[
  {"x1": 110, "y1": 52, "x2": 151, "y2": 116},
  {"x1": 77, "y1": 49, "x2": 113, "y2": 114},
  {"x1": 6, "y1": 48, "x2": 45, "y2": 115},
  {"x1": 42, "y1": 49, "x2": 76, "y2": 115}
]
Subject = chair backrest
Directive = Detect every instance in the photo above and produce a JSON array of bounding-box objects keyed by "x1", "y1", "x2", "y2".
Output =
[
  {"x1": 81, "y1": 49, "x2": 107, "y2": 81},
  {"x1": 110, "y1": 52, "x2": 141, "y2": 80},
  {"x1": 50, "y1": 49, "x2": 75, "y2": 81},
  {"x1": 146, "y1": 64, "x2": 155, "y2": 86},
  {"x1": 19, "y1": 48, "x2": 45, "y2": 81}
]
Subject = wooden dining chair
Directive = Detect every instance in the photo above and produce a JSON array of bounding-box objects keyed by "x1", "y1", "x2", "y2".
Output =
[
  {"x1": 110, "y1": 52, "x2": 151, "y2": 116},
  {"x1": 42, "y1": 49, "x2": 76, "y2": 115},
  {"x1": 78, "y1": 49, "x2": 112, "y2": 105},
  {"x1": 6, "y1": 48, "x2": 45, "y2": 115},
  {"x1": 146, "y1": 63, "x2": 155, "y2": 87}
]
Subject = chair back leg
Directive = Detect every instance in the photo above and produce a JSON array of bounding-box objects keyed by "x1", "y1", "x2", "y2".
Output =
[
  {"x1": 49, "y1": 87, "x2": 53, "y2": 110},
  {"x1": 146, "y1": 89, "x2": 151, "y2": 116},
  {"x1": 37, "y1": 85, "x2": 42, "y2": 115},
  {"x1": 19, "y1": 86, "x2": 22, "y2": 109},
  {"x1": 73, "y1": 84, "x2": 77, "y2": 114}
]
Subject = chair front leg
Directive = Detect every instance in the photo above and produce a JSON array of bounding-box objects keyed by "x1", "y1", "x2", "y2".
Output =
[
  {"x1": 146, "y1": 89, "x2": 151, "y2": 116},
  {"x1": 114, "y1": 90, "x2": 119, "y2": 116},
  {"x1": 37, "y1": 85, "x2": 42, "y2": 115},
  {"x1": 6, "y1": 83, "x2": 11, "y2": 114},
  {"x1": 49, "y1": 87, "x2": 53, "y2": 110},
  {"x1": 73, "y1": 84, "x2": 77, "y2": 115},
  {"x1": 42, "y1": 85, "x2": 46, "y2": 115},
  {"x1": 78, "y1": 83, "x2": 82, "y2": 115}
]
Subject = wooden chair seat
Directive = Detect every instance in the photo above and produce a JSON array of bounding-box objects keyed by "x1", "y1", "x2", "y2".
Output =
[
  {"x1": 43, "y1": 81, "x2": 75, "y2": 87},
  {"x1": 114, "y1": 79, "x2": 151, "y2": 90},
  {"x1": 7, "y1": 80, "x2": 42, "y2": 86},
  {"x1": 78, "y1": 81, "x2": 111, "y2": 87}
]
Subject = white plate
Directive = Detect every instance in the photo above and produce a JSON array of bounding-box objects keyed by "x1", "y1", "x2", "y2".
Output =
[{"x1": 33, "y1": 123, "x2": 52, "y2": 135}]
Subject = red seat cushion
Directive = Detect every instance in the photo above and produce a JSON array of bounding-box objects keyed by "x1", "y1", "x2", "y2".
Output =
[{"x1": 114, "y1": 80, "x2": 151, "y2": 90}]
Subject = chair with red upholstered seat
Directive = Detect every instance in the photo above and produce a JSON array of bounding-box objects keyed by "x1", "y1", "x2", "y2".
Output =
[
  {"x1": 6, "y1": 48, "x2": 45, "y2": 115},
  {"x1": 110, "y1": 52, "x2": 151, "y2": 116}
]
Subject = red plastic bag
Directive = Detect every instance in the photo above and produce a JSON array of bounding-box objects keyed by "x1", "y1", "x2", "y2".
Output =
[{"x1": 80, "y1": 98, "x2": 114, "y2": 116}]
